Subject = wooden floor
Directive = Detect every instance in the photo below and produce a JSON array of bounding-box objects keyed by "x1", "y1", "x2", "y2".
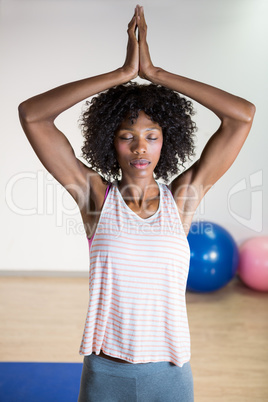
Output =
[{"x1": 0, "y1": 275, "x2": 267, "y2": 401}]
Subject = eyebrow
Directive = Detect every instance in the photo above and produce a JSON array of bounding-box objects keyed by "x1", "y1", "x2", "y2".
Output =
[{"x1": 118, "y1": 127, "x2": 162, "y2": 132}]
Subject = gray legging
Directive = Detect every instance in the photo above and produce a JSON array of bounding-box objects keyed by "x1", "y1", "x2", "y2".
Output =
[{"x1": 78, "y1": 353, "x2": 194, "y2": 402}]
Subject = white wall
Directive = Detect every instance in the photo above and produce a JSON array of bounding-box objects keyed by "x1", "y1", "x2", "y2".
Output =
[{"x1": 1, "y1": 0, "x2": 267, "y2": 273}]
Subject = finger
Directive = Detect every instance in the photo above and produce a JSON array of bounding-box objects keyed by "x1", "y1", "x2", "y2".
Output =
[
  {"x1": 136, "y1": 5, "x2": 146, "y2": 26},
  {"x1": 140, "y1": 6, "x2": 146, "y2": 22},
  {"x1": 137, "y1": 5, "x2": 143, "y2": 14},
  {"x1": 128, "y1": 15, "x2": 136, "y2": 29},
  {"x1": 135, "y1": 5, "x2": 140, "y2": 21},
  {"x1": 134, "y1": 19, "x2": 138, "y2": 34}
]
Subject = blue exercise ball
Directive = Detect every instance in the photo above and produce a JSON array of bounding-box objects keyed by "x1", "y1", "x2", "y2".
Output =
[{"x1": 186, "y1": 221, "x2": 239, "y2": 293}]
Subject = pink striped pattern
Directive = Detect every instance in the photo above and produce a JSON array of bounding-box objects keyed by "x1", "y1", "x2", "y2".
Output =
[{"x1": 79, "y1": 180, "x2": 191, "y2": 367}]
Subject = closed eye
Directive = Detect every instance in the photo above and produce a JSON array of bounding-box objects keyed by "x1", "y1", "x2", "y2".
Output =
[{"x1": 119, "y1": 137, "x2": 158, "y2": 141}]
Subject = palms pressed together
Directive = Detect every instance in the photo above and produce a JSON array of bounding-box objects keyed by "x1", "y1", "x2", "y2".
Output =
[{"x1": 123, "y1": 5, "x2": 156, "y2": 81}]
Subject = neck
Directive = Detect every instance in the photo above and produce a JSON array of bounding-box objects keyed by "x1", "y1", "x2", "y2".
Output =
[{"x1": 116, "y1": 175, "x2": 159, "y2": 205}]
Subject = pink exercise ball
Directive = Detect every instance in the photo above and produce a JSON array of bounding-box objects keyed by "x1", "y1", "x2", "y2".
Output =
[{"x1": 238, "y1": 237, "x2": 268, "y2": 292}]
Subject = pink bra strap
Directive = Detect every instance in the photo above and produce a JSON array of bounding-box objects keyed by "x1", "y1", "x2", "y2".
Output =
[{"x1": 104, "y1": 183, "x2": 111, "y2": 201}]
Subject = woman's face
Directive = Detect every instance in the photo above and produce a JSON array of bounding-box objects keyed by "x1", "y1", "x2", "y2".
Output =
[{"x1": 114, "y1": 111, "x2": 163, "y2": 178}]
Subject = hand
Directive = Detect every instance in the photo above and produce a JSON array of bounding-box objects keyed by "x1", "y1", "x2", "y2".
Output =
[
  {"x1": 136, "y1": 5, "x2": 156, "y2": 80},
  {"x1": 122, "y1": 9, "x2": 139, "y2": 80}
]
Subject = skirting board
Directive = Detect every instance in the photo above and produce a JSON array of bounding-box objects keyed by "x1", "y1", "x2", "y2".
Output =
[{"x1": 0, "y1": 270, "x2": 88, "y2": 277}]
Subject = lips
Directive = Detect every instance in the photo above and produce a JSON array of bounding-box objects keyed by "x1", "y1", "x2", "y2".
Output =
[
  {"x1": 130, "y1": 159, "x2": 150, "y2": 165},
  {"x1": 130, "y1": 159, "x2": 151, "y2": 169}
]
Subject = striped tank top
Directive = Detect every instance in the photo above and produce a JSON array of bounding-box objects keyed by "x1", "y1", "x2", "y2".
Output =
[{"x1": 79, "y1": 180, "x2": 191, "y2": 367}]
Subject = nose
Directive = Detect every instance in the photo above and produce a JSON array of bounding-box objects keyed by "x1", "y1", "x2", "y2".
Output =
[{"x1": 131, "y1": 138, "x2": 147, "y2": 154}]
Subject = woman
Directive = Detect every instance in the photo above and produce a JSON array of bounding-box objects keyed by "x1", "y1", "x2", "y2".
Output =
[{"x1": 18, "y1": 5, "x2": 255, "y2": 402}]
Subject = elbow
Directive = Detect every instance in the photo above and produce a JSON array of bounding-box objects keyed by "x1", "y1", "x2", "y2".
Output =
[
  {"x1": 18, "y1": 100, "x2": 42, "y2": 124},
  {"x1": 18, "y1": 101, "x2": 32, "y2": 124},
  {"x1": 222, "y1": 102, "x2": 256, "y2": 129},
  {"x1": 18, "y1": 100, "x2": 54, "y2": 125},
  {"x1": 222, "y1": 101, "x2": 256, "y2": 125},
  {"x1": 245, "y1": 102, "x2": 256, "y2": 123},
  {"x1": 233, "y1": 101, "x2": 256, "y2": 124}
]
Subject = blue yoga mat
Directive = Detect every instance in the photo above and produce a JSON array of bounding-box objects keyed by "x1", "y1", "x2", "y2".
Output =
[{"x1": 0, "y1": 362, "x2": 83, "y2": 402}]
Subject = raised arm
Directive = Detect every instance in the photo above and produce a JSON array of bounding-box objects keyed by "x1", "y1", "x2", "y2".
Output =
[
  {"x1": 136, "y1": 5, "x2": 256, "y2": 232},
  {"x1": 18, "y1": 9, "x2": 139, "y2": 208}
]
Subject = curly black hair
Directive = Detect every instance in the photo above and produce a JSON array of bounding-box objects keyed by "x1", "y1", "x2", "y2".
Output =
[{"x1": 79, "y1": 82, "x2": 197, "y2": 184}]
